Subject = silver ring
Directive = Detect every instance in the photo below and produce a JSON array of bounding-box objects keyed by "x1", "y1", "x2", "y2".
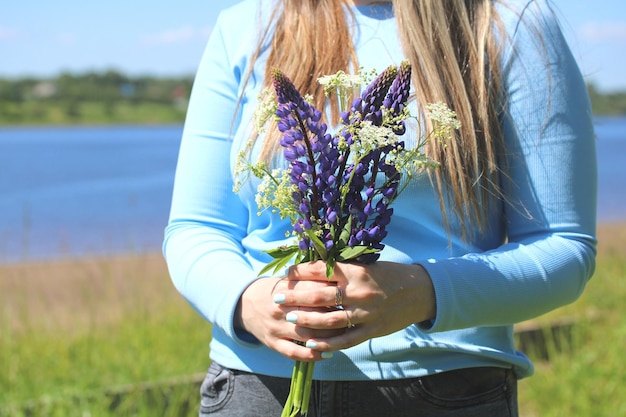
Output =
[
  {"x1": 335, "y1": 287, "x2": 343, "y2": 308},
  {"x1": 344, "y1": 309, "x2": 356, "y2": 329}
]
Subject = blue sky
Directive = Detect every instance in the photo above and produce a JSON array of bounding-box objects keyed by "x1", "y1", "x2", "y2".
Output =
[{"x1": 1, "y1": 1, "x2": 625, "y2": 92}]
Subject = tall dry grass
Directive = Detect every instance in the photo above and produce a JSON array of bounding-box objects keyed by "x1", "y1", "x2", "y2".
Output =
[{"x1": 2, "y1": 253, "x2": 178, "y2": 333}]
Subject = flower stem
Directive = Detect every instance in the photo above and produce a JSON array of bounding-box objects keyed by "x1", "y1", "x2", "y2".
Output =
[
  {"x1": 301, "y1": 361, "x2": 315, "y2": 416},
  {"x1": 281, "y1": 360, "x2": 316, "y2": 417},
  {"x1": 281, "y1": 363, "x2": 299, "y2": 417},
  {"x1": 293, "y1": 361, "x2": 307, "y2": 411},
  {"x1": 295, "y1": 114, "x2": 321, "y2": 220}
]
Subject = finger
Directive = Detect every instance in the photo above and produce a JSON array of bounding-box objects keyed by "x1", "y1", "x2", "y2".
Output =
[
  {"x1": 274, "y1": 276, "x2": 332, "y2": 292},
  {"x1": 292, "y1": 322, "x2": 345, "y2": 339},
  {"x1": 284, "y1": 308, "x2": 354, "y2": 330},
  {"x1": 272, "y1": 338, "x2": 335, "y2": 362},
  {"x1": 304, "y1": 326, "x2": 368, "y2": 352},
  {"x1": 274, "y1": 285, "x2": 340, "y2": 307},
  {"x1": 305, "y1": 311, "x2": 366, "y2": 351},
  {"x1": 288, "y1": 261, "x2": 339, "y2": 282},
  {"x1": 275, "y1": 309, "x2": 345, "y2": 338}
]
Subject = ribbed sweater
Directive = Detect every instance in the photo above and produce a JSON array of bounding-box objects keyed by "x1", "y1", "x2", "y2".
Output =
[{"x1": 163, "y1": 0, "x2": 597, "y2": 380}]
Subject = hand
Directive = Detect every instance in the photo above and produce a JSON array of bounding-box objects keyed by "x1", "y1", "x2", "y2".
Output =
[
  {"x1": 276, "y1": 261, "x2": 436, "y2": 352},
  {"x1": 235, "y1": 274, "x2": 345, "y2": 361}
]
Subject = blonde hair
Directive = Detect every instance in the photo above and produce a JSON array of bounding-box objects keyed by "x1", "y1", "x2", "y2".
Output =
[{"x1": 250, "y1": 0, "x2": 507, "y2": 235}]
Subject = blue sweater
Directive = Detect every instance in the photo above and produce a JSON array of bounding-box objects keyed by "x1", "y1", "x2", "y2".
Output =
[{"x1": 163, "y1": 0, "x2": 597, "y2": 380}]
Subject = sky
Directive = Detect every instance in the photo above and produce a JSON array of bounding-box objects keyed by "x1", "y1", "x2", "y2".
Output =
[{"x1": 1, "y1": 1, "x2": 625, "y2": 92}]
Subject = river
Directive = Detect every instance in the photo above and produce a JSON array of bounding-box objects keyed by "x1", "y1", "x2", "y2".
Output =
[{"x1": 0, "y1": 119, "x2": 624, "y2": 263}]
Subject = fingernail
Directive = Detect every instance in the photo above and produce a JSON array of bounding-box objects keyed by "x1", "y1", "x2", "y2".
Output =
[
  {"x1": 321, "y1": 351, "x2": 334, "y2": 359},
  {"x1": 305, "y1": 340, "x2": 318, "y2": 349},
  {"x1": 285, "y1": 312, "x2": 298, "y2": 323},
  {"x1": 273, "y1": 294, "x2": 286, "y2": 304}
]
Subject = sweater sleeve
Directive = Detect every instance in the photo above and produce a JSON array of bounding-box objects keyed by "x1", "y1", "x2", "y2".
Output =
[
  {"x1": 162, "y1": 5, "x2": 261, "y2": 346},
  {"x1": 419, "y1": 0, "x2": 597, "y2": 332}
]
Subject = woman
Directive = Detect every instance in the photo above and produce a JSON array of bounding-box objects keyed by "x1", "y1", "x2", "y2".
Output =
[{"x1": 163, "y1": 0, "x2": 597, "y2": 415}]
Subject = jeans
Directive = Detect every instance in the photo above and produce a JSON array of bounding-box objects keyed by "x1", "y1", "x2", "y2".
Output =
[{"x1": 199, "y1": 361, "x2": 518, "y2": 417}]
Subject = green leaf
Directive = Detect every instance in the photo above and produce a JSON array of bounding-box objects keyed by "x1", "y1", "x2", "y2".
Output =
[
  {"x1": 258, "y1": 252, "x2": 297, "y2": 277},
  {"x1": 337, "y1": 217, "x2": 353, "y2": 247},
  {"x1": 336, "y1": 245, "x2": 380, "y2": 262},
  {"x1": 305, "y1": 230, "x2": 328, "y2": 260},
  {"x1": 325, "y1": 259, "x2": 335, "y2": 279},
  {"x1": 264, "y1": 245, "x2": 300, "y2": 259},
  {"x1": 295, "y1": 250, "x2": 310, "y2": 265}
]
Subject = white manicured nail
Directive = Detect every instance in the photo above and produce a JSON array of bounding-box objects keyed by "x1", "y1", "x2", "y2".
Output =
[
  {"x1": 273, "y1": 294, "x2": 286, "y2": 304},
  {"x1": 286, "y1": 312, "x2": 298, "y2": 323}
]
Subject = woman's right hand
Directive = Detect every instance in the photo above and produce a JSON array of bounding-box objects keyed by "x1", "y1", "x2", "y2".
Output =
[{"x1": 235, "y1": 276, "x2": 344, "y2": 361}]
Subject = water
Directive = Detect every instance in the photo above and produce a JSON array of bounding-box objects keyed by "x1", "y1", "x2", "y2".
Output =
[
  {"x1": 0, "y1": 119, "x2": 624, "y2": 263},
  {"x1": 594, "y1": 117, "x2": 626, "y2": 223},
  {"x1": 0, "y1": 125, "x2": 181, "y2": 263}
]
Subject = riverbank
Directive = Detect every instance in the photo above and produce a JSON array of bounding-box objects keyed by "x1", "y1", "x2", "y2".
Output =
[{"x1": 2, "y1": 221, "x2": 623, "y2": 331}]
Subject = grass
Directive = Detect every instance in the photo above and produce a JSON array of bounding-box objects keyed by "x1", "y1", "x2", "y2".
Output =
[
  {"x1": 514, "y1": 223, "x2": 626, "y2": 416},
  {"x1": 0, "y1": 253, "x2": 208, "y2": 416},
  {"x1": 1, "y1": 224, "x2": 625, "y2": 416}
]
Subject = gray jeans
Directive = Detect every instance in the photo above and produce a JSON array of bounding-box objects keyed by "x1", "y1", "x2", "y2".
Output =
[{"x1": 199, "y1": 361, "x2": 518, "y2": 417}]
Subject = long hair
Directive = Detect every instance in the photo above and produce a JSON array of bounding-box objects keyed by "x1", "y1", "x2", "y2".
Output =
[{"x1": 250, "y1": 0, "x2": 507, "y2": 235}]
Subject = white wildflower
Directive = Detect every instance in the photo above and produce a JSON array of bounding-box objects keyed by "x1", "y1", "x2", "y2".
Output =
[
  {"x1": 351, "y1": 121, "x2": 398, "y2": 155},
  {"x1": 253, "y1": 88, "x2": 277, "y2": 133},
  {"x1": 255, "y1": 168, "x2": 297, "y2": 220},
  {"x1": 318, "y1": 70, "x2": 368, "y2": 112},
  {"x1": 394, "y1": 147, "x2": 440, "y2": 180},
  {"x1": 317, "y1": 71, "x2": 365, "y2": 96},
  {"x1": 425, "y1": 102, "x2": 461, "y2": 131},
  {"x1": 233, "y1": 149, "x2": 254, "y2": 193}
]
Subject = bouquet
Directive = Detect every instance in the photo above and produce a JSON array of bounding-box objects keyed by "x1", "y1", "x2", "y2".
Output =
[{"x1": 235, "y1": 62, "x2": 460, "y2": 417}]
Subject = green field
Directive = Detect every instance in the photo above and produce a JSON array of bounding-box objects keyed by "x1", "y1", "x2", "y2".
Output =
[{"x1": 1, "y1": 224, "x2": 624, "y2": 416}]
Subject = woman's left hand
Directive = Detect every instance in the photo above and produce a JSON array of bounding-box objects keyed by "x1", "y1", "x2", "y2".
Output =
[{"x1": 274, "y1": 260, "x2": 436, "y2": 352}]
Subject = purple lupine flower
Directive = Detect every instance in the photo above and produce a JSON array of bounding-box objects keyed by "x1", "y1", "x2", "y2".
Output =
[
  {"x1": 353, "y1": 65, "x2": 399, "y2": 126},
  {"x1": 272, "y1": 69, "x2": 342, "y2": 252},
  {"x1": 256, "y1": 62, "x2": 427, "y2": 417},
  {"x1": 334, "y1": 63, "x2": 411, "y2": 256},
  {"x1": 383, "y1": 61, "x2": 412, "y2": 134},
  {"x1": 383, "y1": 61, "x2": 412, "y2": 114},
  {"x1": 268, "y1": 63, "x2": 415, "y2": 265},
  {"x1": 272, "y1": 69, "x2": 302, "y2": 105}
]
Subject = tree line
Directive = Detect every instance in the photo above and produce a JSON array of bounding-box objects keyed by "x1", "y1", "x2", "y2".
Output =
[
  {"x1": 0, "y1": 70, "x2": 624, "y2": 126},
  {"x1": 586, "y1": 84, "x2": 626, "y2": 116},
  {"x1": 0, "y1": 70, "x2": 194, "y2": 125}
]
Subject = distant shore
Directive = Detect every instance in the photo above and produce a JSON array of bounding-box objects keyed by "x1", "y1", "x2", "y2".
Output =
[{"x1": 1, "y1": 114, "x2": 625, "y2": 129}]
